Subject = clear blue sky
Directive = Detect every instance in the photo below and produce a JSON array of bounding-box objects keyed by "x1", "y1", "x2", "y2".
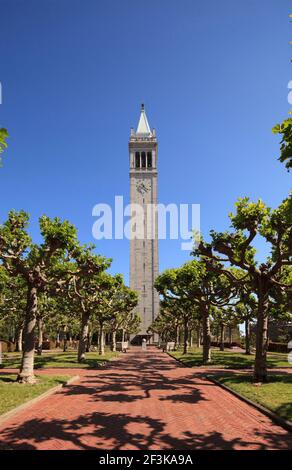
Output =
[{"x1": 0, "y1": 0, "x2": 291, "y2": 284}]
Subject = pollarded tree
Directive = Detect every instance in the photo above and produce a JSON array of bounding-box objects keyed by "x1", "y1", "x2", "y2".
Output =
[
  {"x1": 155, "y1": 261, "x2": 237, "y2": 360},
  {"x1": 266, "y1": 266, "x2": 292, "y2": 342},
  {"x1": 212, "y1": 306, "x2": 233, "y2": 352},
  {"x1": 0, "y1": 211, "x2": 78, "y2": 383},
  {"x1": 221, "y1": 305, "x2": 241, "y2": 347},
  {"x1": 187, "y1": 307, "x2": 202, "y2": 349},
  {"x1": 161, "y1": 299, "x2": 182, "y2": 348},
  {"x1": 234, "y1": 294, "x2": 257, "y2": 355},
  {"x1": 151, "y1": 299, "x2": 183, "y2": 347},
  {"x1": 194, "y1": 194, "x2": 292, "y2": 382},
  {"x1": 35, "y1": 294, "x2": 64, "y2": 355},
  {"x1": 162, "y1": 298, "x2": 185, "y2": 349},
  {"x1": 93, "y1": 274, "x2": 128, "y2": 356},
  {"x1": 45, "y1": 307, "x2": 80, "y2": 351},
  {"x1": 0, "y1": 267, "x2": 26, "y2": 351},
  {"x1": 123, "y1": 311, "x2": 140, "y2": 340},
  {"x1": 149, "y1": 311, "x2": 175, "y2": 343},
  {"x1": 107, "y1": 283, "x2": 138, "y2": 351},
  {"x1": 160, "y1": 297, "x2": 201, "y2": 350},
  {"x1": 63, "y1": 250, "x2": 111, "y2": 362},
  {"x1": 79, "y1": 273, "x2": 123, "y2": 357},
  {"x1": 155, "y1": 268, "x2": 197, "y2": 355}
]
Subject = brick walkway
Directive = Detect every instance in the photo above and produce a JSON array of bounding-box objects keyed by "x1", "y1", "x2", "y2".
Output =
[{"x1": 0, "y1": 347, "x2": 291, "y2": 450}]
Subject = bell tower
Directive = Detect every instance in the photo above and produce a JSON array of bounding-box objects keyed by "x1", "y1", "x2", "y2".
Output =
[{"x1": 129, "y1": 104, "x2": 159, "y2": 342}]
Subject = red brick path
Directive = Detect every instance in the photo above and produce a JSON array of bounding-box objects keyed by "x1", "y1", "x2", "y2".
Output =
[{"x1": 0, "y1": 347, "x2": 291, "y2": 450}]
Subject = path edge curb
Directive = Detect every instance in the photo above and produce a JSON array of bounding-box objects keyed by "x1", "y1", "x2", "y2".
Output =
[
  {"x1": 207, "y1": 375, "x2": 292, "y2": 434},
  {"x1": 0, "y1": 374, "x2": 80, "y2": 426}
]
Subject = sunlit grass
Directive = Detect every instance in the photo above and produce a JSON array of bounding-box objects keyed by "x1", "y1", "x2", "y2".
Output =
[
  {"x1": 1, "y1": 350, "x2": 119, "y2": 369},
  {"x1": 215, "y1": 374, "x2": 292, "y2": 422},
  {"x1": 0, "y1": 374, "x2": 69, "y2": 415},
  {"x1": 170, "y1": 347, "x2": 290, "y2": 369}
]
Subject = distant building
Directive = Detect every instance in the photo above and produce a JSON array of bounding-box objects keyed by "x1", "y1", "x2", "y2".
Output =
[
  {"x1": 267, "y1": 321, "x2": 292, "y2": 342},
  {"x1": 250, "y1": 321, "x2": 292, "y2": 342}
]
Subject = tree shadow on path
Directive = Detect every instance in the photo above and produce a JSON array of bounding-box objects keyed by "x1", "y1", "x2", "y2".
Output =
[{"x1": 1, "y1": 410, "x2": 291, "y2": 450}]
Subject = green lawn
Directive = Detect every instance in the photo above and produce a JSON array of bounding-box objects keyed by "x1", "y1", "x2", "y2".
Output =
[
  {"x1": 215, "y1": 374, "x2": 292, "y2": 422},
  {"x1": 170, "y1": 348, "x2": 290, "y2": 369},
  {"x1": 1, "y1": 350, "x2": 119, "y2": 369},
  {"x1": 0, "y1": 374, "x2": 69, "y2": 415}
]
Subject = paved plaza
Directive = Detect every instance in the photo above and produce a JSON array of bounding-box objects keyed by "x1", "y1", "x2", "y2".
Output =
[{"x1": 0, "y1": 348, "x2": 291, "y2": 450}]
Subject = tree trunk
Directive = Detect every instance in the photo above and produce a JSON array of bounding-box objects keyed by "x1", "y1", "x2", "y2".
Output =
[
  {"x1": 254, "y1": 284, "x2": 269, "y2": 382},
  {"x1": 202, "y1": 306, "x2": 211, "y2": 364},
  {"x1": 216, "y1": 327, "x2": 220, "y2": 344},
  {"x1": 87, "y1": 330, "x2": 92, "y2": 352},
  {"x1": 112, "y1": 329, "x2": 117, "y2": 352},
  {"x1": 18, "y1": 286, "x2": 38, "y2": 384},
  {"x1": 175, "y1": 325, "x2": 180, "y2": 349},
  {"x1": 63, "y1": 331, "x2": 68, "y2": 352},
  {"x1": 220, "y1": 323, "x2": 225, "y2": 351},
  {"x1": 37, "y1": 318, "x2": 43, "y2": 355},
  {"x1": 183, "y1": 317, "x2": 188, "y2": 354},
  {"x1": 63, "y1": 325, "x2": 68, "y2": 352},
  {"x1": 228, "y1": 326, "x2": 232, "y2": 347},
  {"x1": 98, "y1": 323, "x2": 105, "y2": 355},
  {"x1": 122, "y1": 329, "x2": 125, "y2": 342},
  {"x1": 189, "y1": 329, "x2": 193, "y2": 348},
  {"x1": 245, "y1": 318, "x2": 251, "y2": 355},
  {"x1": 196, "y1": 325, "x2": 201, "y2": 348},
  {"x1": 56, "y1": 331, "x2": 60, "y2": 348},
  {"x1": 16, "y1": 325, "x2": 23, "y2": 352},
  {"x1": 78, "y1": 312, "x2": 89, "y2": 362},
  {"x1": 86, "y1": 324, "x2": 91, "y2": 353}
]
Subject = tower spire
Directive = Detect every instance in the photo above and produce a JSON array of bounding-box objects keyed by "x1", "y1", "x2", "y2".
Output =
[{"x1": 136, "y1": 103, "x2": 152, "y2": 135}]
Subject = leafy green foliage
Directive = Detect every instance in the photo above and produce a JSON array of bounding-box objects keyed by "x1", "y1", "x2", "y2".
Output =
[
  {"x1": 154, "y1": 260, "x2": 239, "y2": 357},
  {"x1": 0, "y1": 269, "x2": 26, "y2": 342},
  {"x1": 194, "y1": 193, "x2": 292, "y2": 381},
  {"x1": 107, "y1": 283, "x2": 139, "y2": 335},
  {"x1": 0, "y1": 128, "x2": 8, "y2": 165},
  {"x1": 272, "y1": 118, "x2": 292, "y2": 170}
]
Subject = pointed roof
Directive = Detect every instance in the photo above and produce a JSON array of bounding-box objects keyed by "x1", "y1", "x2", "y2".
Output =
[{"x1": 136, "y1": 104, "x2": 152, "y2": 135}]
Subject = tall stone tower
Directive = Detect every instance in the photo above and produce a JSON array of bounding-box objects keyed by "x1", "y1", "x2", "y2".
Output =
[{"x1": 129, "y1": 104, "x2": 159, "y2": 343}]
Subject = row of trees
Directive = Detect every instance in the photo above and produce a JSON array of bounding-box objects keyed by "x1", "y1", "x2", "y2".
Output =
[
  {"x1": 151, "y1": 278, "x2": 254, "y2": 355},
  {"x1": 152, "y1": 130, "x2": 292, "y2": 382},
  {"x1": 0, "y1": 211, "x2": 140, "y2": 383}
]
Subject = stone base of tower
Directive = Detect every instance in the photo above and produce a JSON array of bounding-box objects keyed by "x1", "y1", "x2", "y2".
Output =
[{"x1": 130, "y1": 333, "x2": 158, "y2": 346}]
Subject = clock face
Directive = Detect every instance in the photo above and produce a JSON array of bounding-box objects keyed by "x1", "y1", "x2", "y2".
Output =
[{"x1": 136, "y1": 180, "x2": 150, "y2": 195}]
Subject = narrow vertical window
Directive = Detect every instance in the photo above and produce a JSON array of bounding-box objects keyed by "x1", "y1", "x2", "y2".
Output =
[
  {"x1": 135, "y1": 152, "x2": 140, "y2": 168},
  {"x1": 147, "y1": 151, "x2": 152, "y2": 168},
  {"x1": 141, "y1": 152, "x2": 146, "y2": 168}
]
